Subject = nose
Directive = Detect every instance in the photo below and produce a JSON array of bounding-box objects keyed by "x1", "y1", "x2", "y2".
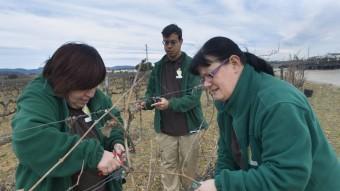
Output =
[
  {"x1": 202, "y1": 78, "x2": 212, "y2": 88},
  {"x1": 165, "y1": 44, "x2": 173, "y2": 50}
]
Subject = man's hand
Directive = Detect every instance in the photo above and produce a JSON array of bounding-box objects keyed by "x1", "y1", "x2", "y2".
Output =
[
  {"x1": 151, "y1": 97, "x2": 169, "y2": 110},
  {"x1": 194, "y1": 179, "x2": 216, "y2": 191},
  {"x1": 135, "y1": 101, "x2": 146, "y2": 111}
]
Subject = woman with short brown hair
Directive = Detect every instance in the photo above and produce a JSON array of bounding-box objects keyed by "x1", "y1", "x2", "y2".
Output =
[{"x1": 12, "y1": 42, "x2": 125, "y2": 191}]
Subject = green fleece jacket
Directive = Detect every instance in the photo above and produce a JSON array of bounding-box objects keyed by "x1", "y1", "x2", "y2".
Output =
[
  {"x1": 214, "y1": 64, "x2": 340, "y2": 191},
  {"x1": 12, "y1": 76, "x2": 124, "y2": 191},
  {"x1": 144, "y1": 52, "x2": 207, "y2": 133}
]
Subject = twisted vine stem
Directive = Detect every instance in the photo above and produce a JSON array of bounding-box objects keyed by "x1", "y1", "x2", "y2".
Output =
[{"x1": 28, "y1": 75, "x2": 147, "y2": 191}]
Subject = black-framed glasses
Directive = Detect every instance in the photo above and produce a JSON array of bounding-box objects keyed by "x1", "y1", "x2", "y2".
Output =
[
  {"x1": 162, "y1": 40, "x2": 178, "y2": 46},
  {"x1": 201, "y1": 58, "x2": 229, "y2": 84}
]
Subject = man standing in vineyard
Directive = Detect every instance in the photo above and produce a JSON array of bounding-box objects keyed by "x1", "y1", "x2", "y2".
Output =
[{"x1": 140, "y1": 24, "x2": 207, "y2": 191}]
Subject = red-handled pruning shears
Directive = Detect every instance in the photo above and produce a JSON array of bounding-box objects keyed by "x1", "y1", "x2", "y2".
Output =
[
  {"x1": 98, "y1": 151, "x2": 125, "y2": 176},
  {"x1": 112, "y1": 151, "x2": 124, "y2": 165}
]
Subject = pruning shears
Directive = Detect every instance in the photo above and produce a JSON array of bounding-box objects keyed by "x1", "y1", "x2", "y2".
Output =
[
  {"x1": 112, "y1": 150, "x2": 124, "y2": 165},
  {"x1": 98, "y1": 151, "x2": 127, "y2": 178},
  {"x1": 151, "y1": 96, "x2": 162, "y2": 103}
]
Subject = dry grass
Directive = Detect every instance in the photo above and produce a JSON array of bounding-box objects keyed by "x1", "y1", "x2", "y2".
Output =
[
  {"x1": 0, "y1": 81, "x2": 339, "y2": 190},
  {"x1": 304, "y1": 82, "x2": 340, "y2": 153}
]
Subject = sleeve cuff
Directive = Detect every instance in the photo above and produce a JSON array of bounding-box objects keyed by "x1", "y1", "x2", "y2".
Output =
[
  {"x1": 168, "y1": 99, "x2": 173, "y2": 110},
  {"x1": 214, "y1": 174, "x2": 223, "y2": 191},
  {"x1": 88, "y1": 146, "x2": 104, "y2": 169},
  {"x1": 112, "y1": 140, "x2": 125, "y2": 149}
]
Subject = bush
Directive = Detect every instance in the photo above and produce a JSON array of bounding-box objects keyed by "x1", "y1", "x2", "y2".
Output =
[{"x1": 7, "y1": 74, "x2": 18, "y2": 79}]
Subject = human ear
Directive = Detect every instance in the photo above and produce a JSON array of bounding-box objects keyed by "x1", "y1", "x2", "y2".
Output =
[
  {"x1": 229, "y1": 55, "x2": 243, "y2": 73},
  {"x1": 179, "y1": 38, "x2": 183, "y2": 45}
]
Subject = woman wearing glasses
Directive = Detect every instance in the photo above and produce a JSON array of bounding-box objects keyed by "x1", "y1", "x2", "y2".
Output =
[{"x1": 191, "y1": 36, "x2": 340, "y2": 191}]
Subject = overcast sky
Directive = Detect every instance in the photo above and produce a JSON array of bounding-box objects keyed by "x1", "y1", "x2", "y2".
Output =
[{"x1": 1, "y1": 0, "x2": 340, "y2": 69}]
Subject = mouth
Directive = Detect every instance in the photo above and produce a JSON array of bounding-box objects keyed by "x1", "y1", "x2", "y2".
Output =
[
  {"x1": 81, "y1": 99, "x2": 89, "y2": 104},
  {"x1": 209, "y1": 87, "x2": 219, "y2": 96}
]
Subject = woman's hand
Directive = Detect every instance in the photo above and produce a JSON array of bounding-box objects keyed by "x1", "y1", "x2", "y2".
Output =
[
  {"x1": 97, "y1": 150, "x2": 121, "y2": 176},
  {"x1": 194, "y1": 179, "x2": 217, "y2": 191}
]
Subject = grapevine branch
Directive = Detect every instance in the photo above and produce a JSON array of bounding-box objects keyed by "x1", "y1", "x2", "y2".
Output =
[{"x1": 28, "y1": 75, "x2": 146, "y2": 191}]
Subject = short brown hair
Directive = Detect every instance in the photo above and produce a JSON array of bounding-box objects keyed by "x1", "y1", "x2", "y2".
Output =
[
  {"x1": 43, "y1": 42, "x2": 106, "y2": 97},
  {"x1": 162, "y1": 24, "x2": 182, "y2": 40}
]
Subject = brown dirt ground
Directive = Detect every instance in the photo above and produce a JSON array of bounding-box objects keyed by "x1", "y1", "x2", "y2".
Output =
[{"x1": 0, "y1": 82, "x2": 339, "y2": 190}]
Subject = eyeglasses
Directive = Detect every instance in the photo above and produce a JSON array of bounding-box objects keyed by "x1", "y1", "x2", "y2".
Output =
[
  {"x1": 162, "y1": 40, "x2": 178, "y2": 46},
  {"x1": 201, "y1": 58, "x2": 229, "y2": 84}
]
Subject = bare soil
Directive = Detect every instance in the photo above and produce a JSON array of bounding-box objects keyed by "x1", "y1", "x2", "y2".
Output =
[{"x1": 0, "y1": 82, "x2": 339, "y2": 190}]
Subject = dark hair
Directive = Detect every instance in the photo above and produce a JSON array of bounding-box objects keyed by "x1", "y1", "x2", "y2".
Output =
[
  {"x1": 162, "y1": 24, "x2": 182, "y2": 40},
  {"x1": 190, "y1": 36, "x2": 274, "y2": 76},
  {"x1": 244, "y1": 52, "x2": 274, "y2": 75},
  {"x1": 43, "y1": 42, "x2": 106, "y2": 97}
]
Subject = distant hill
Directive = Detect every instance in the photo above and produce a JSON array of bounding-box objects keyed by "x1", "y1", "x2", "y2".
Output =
[
  {"x1": 0, "y1": 68, "x2": 43, "y2": 76},
  {"x1": 108, "y1": 65, "x2": 135, "y2": 71},
  {"x1": 0, "y1": 65, "x2": 136, "y2": 76}
]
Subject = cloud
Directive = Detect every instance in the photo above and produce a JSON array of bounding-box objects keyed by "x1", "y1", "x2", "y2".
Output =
[{"x1": 0, "y1": 0, "x2": 340, "y2": 68}]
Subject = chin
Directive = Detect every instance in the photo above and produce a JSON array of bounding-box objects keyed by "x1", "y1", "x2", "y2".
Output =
[
  {"x1": 209, "y1": 90, "x2": 220, "y2": 100},
  {"x1": 214, "y1": 93, "x2": 229, "y2": 101},
  {"x1": 210, "y1": 94, "x2": 220, "y2": 101},
  {"x1": 75, "y1": 103, "x2": 86, "y2": 109},
  {"x1": 213, "y1": 97, "x2": 224, "y2": 101}
]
